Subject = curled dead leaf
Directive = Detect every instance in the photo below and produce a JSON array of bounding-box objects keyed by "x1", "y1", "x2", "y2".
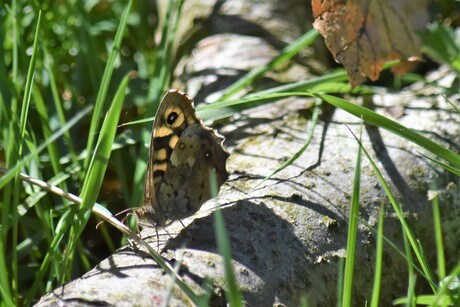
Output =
[{"x1": 312, "y1": 0, "x2": 428, "y2": 87}]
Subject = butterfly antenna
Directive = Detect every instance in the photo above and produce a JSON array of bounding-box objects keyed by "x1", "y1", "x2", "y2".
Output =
[{"x1": 95, "y1": 207, "x2": 134, "y2": 229}]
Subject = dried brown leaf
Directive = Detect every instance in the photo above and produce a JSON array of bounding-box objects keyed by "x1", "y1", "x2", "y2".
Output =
[{"x1": 312, "y1": 0, "x2": 428, "y2": 87}]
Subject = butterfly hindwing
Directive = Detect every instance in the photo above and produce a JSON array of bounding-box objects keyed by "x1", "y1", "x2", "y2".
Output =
[
  {"x1": 149, "y1": 91, "x2": 198, "y2": 197},
  {"x1": 159, "y1": 123, "x2": 229, "y2": 221}
]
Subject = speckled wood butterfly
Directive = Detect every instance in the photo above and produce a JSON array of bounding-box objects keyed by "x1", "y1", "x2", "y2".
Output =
[{"x1": 134, "y1": 89, "x2": 229, "y2": 229}]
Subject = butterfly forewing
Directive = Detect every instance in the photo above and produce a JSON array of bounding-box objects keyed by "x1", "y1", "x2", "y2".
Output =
[
  {"x1": 148, "y1": 91, "x2": 198, "y2": 196},
  {"x1": 138, "y1": 89, "x2": 228, "y2": 228}
]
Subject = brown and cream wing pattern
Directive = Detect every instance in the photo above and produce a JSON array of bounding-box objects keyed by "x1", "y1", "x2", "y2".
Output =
[{"x1": 135, "y1": 89, "x2": 229, "y2": 228}]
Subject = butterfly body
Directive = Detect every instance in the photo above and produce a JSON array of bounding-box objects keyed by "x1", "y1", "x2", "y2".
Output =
[{"x1": 135, "y1": 90, "x2": 229, "y2": 228}]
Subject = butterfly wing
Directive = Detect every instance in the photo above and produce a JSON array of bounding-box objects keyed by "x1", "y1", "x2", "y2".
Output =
[
  {"x1": 158, "y1": 123, "x2": 229, "y2": 222},
  {"x1": 138, "y1": 90, "x2": 204, "y2": 226}
]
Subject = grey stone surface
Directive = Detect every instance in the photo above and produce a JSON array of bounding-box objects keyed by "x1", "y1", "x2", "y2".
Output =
[{"x1": 37, "y1": 90, "x2": 460, "y2": 306}]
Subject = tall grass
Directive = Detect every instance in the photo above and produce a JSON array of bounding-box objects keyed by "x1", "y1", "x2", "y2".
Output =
[{"x1": 1, "y1": 0, "x2": 142, "y2": 304}]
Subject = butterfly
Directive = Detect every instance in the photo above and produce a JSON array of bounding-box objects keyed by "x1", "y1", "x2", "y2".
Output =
[{"x1": 134, "y1": 89, "x2": 229, "y2": 230}]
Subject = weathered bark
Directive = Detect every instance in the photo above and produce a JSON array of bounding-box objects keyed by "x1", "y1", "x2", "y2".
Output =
[{"x1": 36, "y1": 0, "x2": 460, "y2": 306}]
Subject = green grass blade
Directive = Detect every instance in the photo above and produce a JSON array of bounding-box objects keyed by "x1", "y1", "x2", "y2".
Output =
[
  {"x1": 440, "y1": 92, "x2": 460, "y2": 114},
  {"x1": 32, "y1": 85, "x2": 64, "y2": 177},
  {"x1": 0, "y1": 105, "x2": 92, "y2": 189},
  {"x1": 0, "y1": 238, "x2": 14, "y2": 307},
  {"x1": 370, "y1": 205, "x2": 384, "y2": 307},
  {"x1": 147, "y1": 0, "x2": 184, "y2": 102},
  {"x1": 17, "y1": 163, "x2": 80, "y2": 218},
  {"x1": 342, "y1": 123, "x2": 363, "y2": 307},
  {"x1": 202, "y1": 91, "x2": 459, "y2": 172},
  {"x1": 162, "y1": 0, "x2": 184, "y2": 91},
  {"x1": 24, "y1": 209, "x2": 74, "y2": 305},
  {"x1": 337, "y1": 258, "x2": 345, "y2": 307},
  {"x1": 435, "y1": 264, "x2": 460, "y2": 306},
  {"x1": 69, "y1": 74, "x2": 129, "y2": 256},
  {"x1": 248, "y1": 69, "x2": 349, "y2": 97},
  {"x1": 299, "y1": 295, "x2": 309, "y2": 307},
  {"x1": 42, "y1": 45, "x2": 78, "y2": 164},
  {"x1": 7, "y1": 0, "x2": 19, "y2": 102},
  {"x1": 214, "y1": 209, "x2": 243, "y2": 307},
  {"x1": 362, "y1": 218, "x2": 431, "y2": 281},
  {"x1": 394, "y1": 294, "x2": 453, "y2": 306},
  {"x1": 252, "y1": 98, "x2": 322, "y2": 189},
  {"x1": 3, "y1": 165, "x2": 202, "y2": 304},
  {"x1": 137, "y1": 238, "x2": 202, "y2": 305},
  {"x1": 18, "y1": 11, "x2": 41, "y2": 149},
  {"x1": 0, "y1": 1, "x2": 20, "y2": 302},
  {"x1": 394, "y1": 265, "x2": 460, "y2": 305},
  {"x1": 420, "y1": 23, "x2": 460, "y2": 74},
  {"x1": 402, "y1": 207, "x2": 416, "y2": 307},
  {"x1": 218, "y1": 28, "x2": 320, "y2": 100},
  {"x1": 198, "y1": 71, "x2": 348, "y2": 121},
  {"x1": 210, "y1": 170, "x2": 242, "y2": 305},
  {"x1": 75, "y1": 5, "x2": 103, "y2": 92},
  {"x1": 316, "y1": 93, "x2": 460, "y2": 168},
  {"x1": 347, "y1": 129, "x2": 437, "y2": 291},
  {"x1": 162, "y1": 251, "x2": 183, "y2": 307},
  {"x1": 431, "y1": 188, "x2": 446, "y2": 280},
  {"x1": 82, "y1": 0, "x2": 132, "y2": 175},
  {"x1": 76, "y1": 240, "x2": 91, "y2": 272},
  {"x1": 420, "y1": 153, "x2": 460, "y2": 177},
  {"x1": 9, "y1": 11, "x2": 42, "y2": 300}
]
